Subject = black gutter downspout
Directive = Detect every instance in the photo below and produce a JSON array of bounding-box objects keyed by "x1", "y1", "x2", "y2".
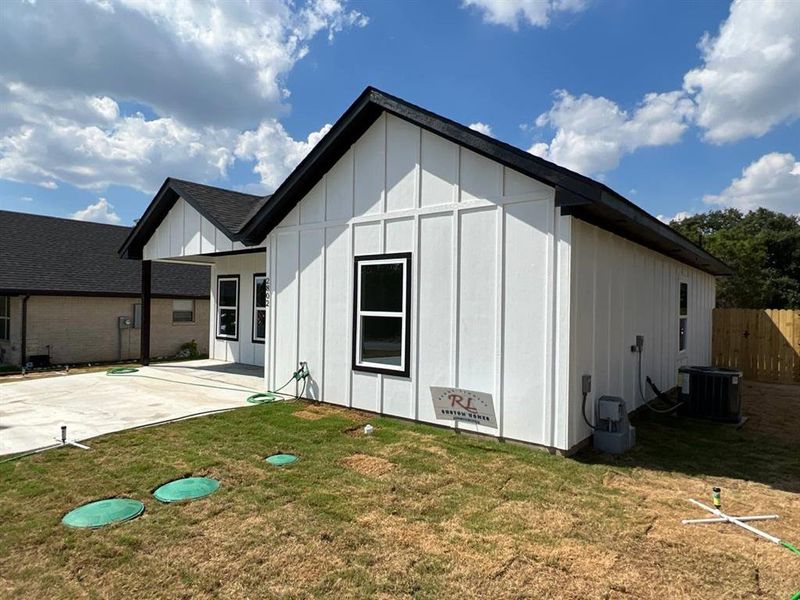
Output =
[
  {"x1": 141, "y1": 261, "x2": 151, "y2": 366},
  {"x1": 20, "y1": 294, "x2": 30, "y2": 369}
]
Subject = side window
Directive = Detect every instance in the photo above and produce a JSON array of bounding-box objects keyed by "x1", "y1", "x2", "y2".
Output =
[
  {"x1": 679, "y1": 281, "x2": 688, "y2": 352},
  {"x1": 217, "y1": 276, "x2": 239, "y2": 340},
  {"x1": 352, "y1": 253, "x2": 411, "y2": 377},
  {"x1": 0, "y1": 296, "x2": 10, "y2": 341},
  {"x1": 172, "y1": 299, "x2": 195, "y2": 323},
  {"x1": 253, "y1": 274, "x2": 267, "y2": 343}
]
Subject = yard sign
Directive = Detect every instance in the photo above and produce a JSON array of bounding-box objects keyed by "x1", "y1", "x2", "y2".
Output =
[{"x1": 430, "y1": 387, "x2": 497, "y2": 429}]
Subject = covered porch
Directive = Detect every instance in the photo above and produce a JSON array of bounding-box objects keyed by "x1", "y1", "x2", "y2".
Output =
[{"x1": 119, "y1": 178, "x2": 270, "y2": 369}]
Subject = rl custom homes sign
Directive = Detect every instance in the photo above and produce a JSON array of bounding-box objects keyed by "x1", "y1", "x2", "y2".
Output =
[{"x1": 430, "y1": 387, "x2": 498, "y2": 429}]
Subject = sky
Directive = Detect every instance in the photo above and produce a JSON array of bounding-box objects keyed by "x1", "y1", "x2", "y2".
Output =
[{"x1": 0, "y1": 0, "x2": 798, "y2": 227}]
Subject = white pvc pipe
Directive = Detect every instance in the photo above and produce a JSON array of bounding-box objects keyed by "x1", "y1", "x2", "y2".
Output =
[
  {"x1": 687, "y1": 498, "x2": 782, "y2": 545},
  {"x1": 682, "y1": 515, "x2": 779, "y2": 525}
]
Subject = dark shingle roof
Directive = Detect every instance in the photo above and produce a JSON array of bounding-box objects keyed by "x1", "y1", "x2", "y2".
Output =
[
  {"x1": 118, "y1": 178, "x2": 271, "y2": 259},
  {"x1": 168, "y1": 178, "x2": 269, "y2": 236},
  {"x1": 120, "y1": 87, "x2": 730, "y2": 276},
  {"x1": 0, "y1": 210, "x2": 209, "y2": 297}
]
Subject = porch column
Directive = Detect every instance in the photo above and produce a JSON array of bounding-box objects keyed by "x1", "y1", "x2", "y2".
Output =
[{"x1": 141, "y1": 260, "x2": 151, "y2": 366}]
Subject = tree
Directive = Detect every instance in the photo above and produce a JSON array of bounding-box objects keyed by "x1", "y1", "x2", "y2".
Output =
[{"x1": 669, "y1": 208, "x2": 800, "y2": 309}]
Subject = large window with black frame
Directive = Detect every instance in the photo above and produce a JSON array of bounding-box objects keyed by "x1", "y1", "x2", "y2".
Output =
[
  {"x1": 352, "y1": 253, "x2": 411, "y2": 377},
  {"x1": 217, "y1": 275, "x2": 239, "y2": 340}
]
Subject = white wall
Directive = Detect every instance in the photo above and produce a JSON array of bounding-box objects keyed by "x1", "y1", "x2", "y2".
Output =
[
  {"x1": 568, "y1": 219, "x2": 716, "y2": 448},
  {"x1": 142, "y1": 197, "x2": 264, "y2": 260},
  {"x1": 208, "y1": 252, "x2": 267, "y2": 367},
  {"x1": 265, "y1": 112, "x2": 575, "y2": 448}
]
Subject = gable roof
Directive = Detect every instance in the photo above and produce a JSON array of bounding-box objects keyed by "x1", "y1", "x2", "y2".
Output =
[
  {"x1": 240, "y1": 87, "x2": 731, "y2": 276},
  {"x1": 0, "y1": 210, "x2": 209, "y2": 298},
  {"x1": 119, "y1": 177, "x2": 269, "y2": 259},
  {"x1": 120, "y1": 87, "x2": 731, "y2": 276}
]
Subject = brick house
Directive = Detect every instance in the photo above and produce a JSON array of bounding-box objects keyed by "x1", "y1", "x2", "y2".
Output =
[{"x1": 0, "y1": 210, "x2": 209, "y2": 368}]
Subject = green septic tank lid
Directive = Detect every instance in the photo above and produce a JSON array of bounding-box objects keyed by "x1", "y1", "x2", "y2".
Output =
[
  {"x1": 153, "y1": 477, "x2": 220, "y2": 503},
  {"x1": 62, "y1": 498, "x2": 144, "y2": 528},
  {"x1": 265, "y1": 453, "x2": 298, "y2": 466}
]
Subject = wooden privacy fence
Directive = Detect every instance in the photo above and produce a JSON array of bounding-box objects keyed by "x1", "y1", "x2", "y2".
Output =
[{"x1": 712, "y1": 308, "x2": 800, "y2": 384}]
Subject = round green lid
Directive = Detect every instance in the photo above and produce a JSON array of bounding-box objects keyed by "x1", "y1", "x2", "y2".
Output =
[
  {"x1": 265, "y1": 453, "x2": 298, "y2": 466},
  {"x1": 62, "y1": 498, "x2": 144, "y2": 528},
  {"x1": 153, "y1": 477, "x2": 220, "y2": 503}
]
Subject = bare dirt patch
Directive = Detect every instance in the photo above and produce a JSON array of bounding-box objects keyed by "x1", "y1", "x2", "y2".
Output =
[
  {"x1": 292, "y1": 409, "x2": 325, "y2": 421},
  {"x1": 340, "y1": 453, "x2": 395, "y2": 477}
]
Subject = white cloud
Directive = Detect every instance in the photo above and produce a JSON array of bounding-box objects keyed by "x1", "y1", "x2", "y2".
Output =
[
  {"x1": 529, "y1": 0, "x2": 800, "y2": 175},
  {"x1": 20, "y1": 196, "x2": 34, "y2": 202},
  {"x1": 235, "y1": 120, "x2": 332, "y2": 192},
  {"x1": 529, "y1": 90, "x2": 693, "y2": 175},
  {"x1": 703, "y1": 152, "x2": 800, "y2": 215},
  {"x1": 0, "y1": 0, "x2": 367, "y2": 128},
  {"x1": 657, "y1": 211, "x2": 694, "y2": 224},
  {"x1": 0, "y1": 0, "x2": 365, "y2": 195},
  {"x1": 468, "y1": 122, "x2": 493, "y2": 137},
  {"x1": 683, "y1": 0, "x2": 800, "y2": 143},
  {"x1": 462, "y1": 0, "x2": 587, "y2": 29},
  {"x1": 70, "y1": 197, "x2": 121, "y2": 224},
  {"x1": 0, "y1": 80, "x2": 236, "y2": 192}
]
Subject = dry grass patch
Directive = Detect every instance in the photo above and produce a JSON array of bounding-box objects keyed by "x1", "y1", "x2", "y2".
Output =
[
  {"x1": 1, "y1": 382, "x2": 798, "y2": 599},
  {"x1": 341, "y1": 453, "x2": 395, "y2": 477}
]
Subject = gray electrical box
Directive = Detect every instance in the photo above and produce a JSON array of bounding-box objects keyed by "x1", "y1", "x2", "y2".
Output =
[
  {"x1": 593, "y1": 396, "x2": 636, "y2": 454},
  {"x1": 118, "y1": 316, "x2": 132, "y2": 329}
]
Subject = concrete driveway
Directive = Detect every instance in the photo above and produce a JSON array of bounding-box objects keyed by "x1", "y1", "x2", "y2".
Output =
[{"x1": 0, "y1": 359, "x2": 264, "y2": 456}]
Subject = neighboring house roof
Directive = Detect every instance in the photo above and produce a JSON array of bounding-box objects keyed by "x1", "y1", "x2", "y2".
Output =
[
  {"x1": 120, "y1": 86, "x2": 731, "y2": 276},
  {"x1": 0, "y1": 210, "x2": 209, "y2": 298}
]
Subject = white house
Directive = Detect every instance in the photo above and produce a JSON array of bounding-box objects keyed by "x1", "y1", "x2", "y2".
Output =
[{"x1": 120, "y1": 87, "x2": 730, "y2": 454}]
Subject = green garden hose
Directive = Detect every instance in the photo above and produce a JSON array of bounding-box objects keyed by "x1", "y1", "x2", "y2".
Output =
[
  {"x1": 782, "y1": 540, "x2": 800, "y2": 557},
  {"x1": 247, "y1": 362, "x2": 309, "y2": 404},
  {"x1": 106, "y1": 367, "x2": 139, "y2": 375}
]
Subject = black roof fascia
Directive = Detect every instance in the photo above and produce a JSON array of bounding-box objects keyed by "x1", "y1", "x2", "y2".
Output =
[
  {"x1": 240, "y1": 87, "x2": 730, "y2": 276},
  {"x1": 119, "y1": 178, "x2": 244, "y2": 259}
]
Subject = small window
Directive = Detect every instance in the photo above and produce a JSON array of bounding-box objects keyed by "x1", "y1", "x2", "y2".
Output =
[
  {"x1": 217, "y1": 276, "x2": 239, "y2": 340},
  {"x1": 253, "y1": 274, "x2": 267, "y2": 343},
  {"x1": 0, "y1": 296, "x2": 9, "y2": 341},
  {"x1": 133, "y1": 303, "x2": 142, "y2": 329},
  {"x1": 353, "y1": 253, "x2": 411, "y2": 376},
  {"x1": 172, "y1": 299, "x2": 195, "y2": 323},
  {"x1": 679, "y1": 282, "x2": 688, "y2": 352}
]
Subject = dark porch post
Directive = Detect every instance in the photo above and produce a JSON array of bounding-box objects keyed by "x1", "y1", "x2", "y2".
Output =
[{"x1": 141, "y1": 260, "x2": 152, "y2": 366}]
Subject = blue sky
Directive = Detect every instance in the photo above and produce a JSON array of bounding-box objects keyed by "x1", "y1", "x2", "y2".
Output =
[{"x1": 1, "y1": 0, "x2": 798, "y2": 226}]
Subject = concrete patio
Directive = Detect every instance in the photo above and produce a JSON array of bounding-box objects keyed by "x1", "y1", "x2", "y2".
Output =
[{"x1": 0, "y1": 359, "x2": 264, "y2": 456}]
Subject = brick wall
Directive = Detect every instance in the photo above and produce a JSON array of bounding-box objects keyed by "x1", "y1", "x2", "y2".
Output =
[{"x1": 0, "y1": 295, "x2": 209, "y2": 366}]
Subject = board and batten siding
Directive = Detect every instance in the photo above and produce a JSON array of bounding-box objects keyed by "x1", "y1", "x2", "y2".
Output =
[
  {"x1": 568, "y1": 219, "x2": 716, "y2": 448},
  {"x1": 140, "y1": 197, "x2": 268, "y2": 368},
  {"x1": 208, "y1": 252, "x2": 266, "y2": 367},
  {"x1": 142, "y1": 197, "x2": 265, "y2": 261},
  {"x1": 265, "y1": 112, "x2": 575, "y2": 449}
]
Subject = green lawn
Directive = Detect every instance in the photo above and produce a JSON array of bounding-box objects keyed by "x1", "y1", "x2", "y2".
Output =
[{"x1": 1, "y1": 394, "x2": 798, "y2": 599}]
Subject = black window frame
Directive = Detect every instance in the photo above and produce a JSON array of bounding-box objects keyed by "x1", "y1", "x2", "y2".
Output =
[
  {"x1": 0, "y1": 295, "x2": 9, "y2": 341},
  {"x1": 679, "y1": 281, "x2": 688, "y2": 352},
  {"x1": 252, "y1": 272, "x2": 267, "y2": 344},
  {"x1": 352, "y1": 252, "x2": 412, "y2": 378},
  {"x1": 216, "y1": 274, "x2": 240, "y2": 341}
]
